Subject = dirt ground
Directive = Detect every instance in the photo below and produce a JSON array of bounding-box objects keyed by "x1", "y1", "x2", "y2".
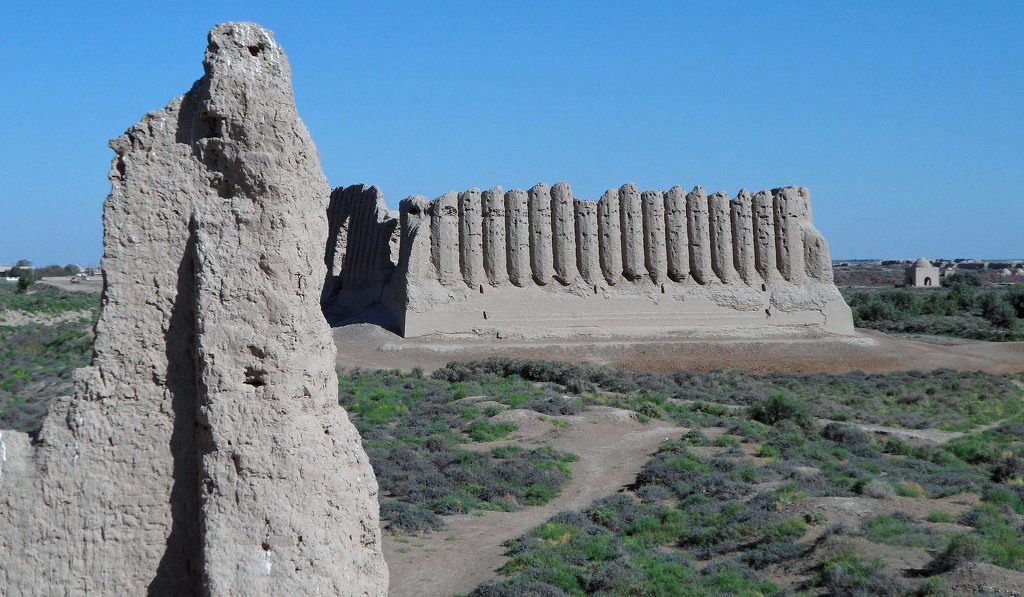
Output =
[
  {"x1": 35, "y1": 276, "x2": 102, "y2": 294},
  {"x1": 335, "y1": 325, "x2": 1024, "y2": 375},
  {"x1": 341, "y1": 324, "x2": 1023, "y2": 595},
  {"x1": 383, "y1": 408, "x2": 682, "y2": 597}
]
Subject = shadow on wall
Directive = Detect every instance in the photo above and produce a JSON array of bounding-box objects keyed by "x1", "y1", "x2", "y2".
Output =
[{"x1": 321, "y1": 184, "x2": 401, "y2": 332}]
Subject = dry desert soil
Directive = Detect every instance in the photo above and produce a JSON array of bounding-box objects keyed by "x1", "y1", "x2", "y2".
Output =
[{"x1": 333, "y1": 326, "x2": 1024, "y2": 596}]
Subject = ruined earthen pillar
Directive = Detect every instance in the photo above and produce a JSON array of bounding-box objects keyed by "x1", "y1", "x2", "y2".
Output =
[
  {"x1": 430, "y1": 190, "x2": 460, "y2": 286},
  {"x1": 505, "y1": 189, "x2": 531, "y2": 287},
  {"x1": 730, "y1": 189, "x2": 756, "y2": 284},
  {"x1": 686, "y1": 186, "x2": 713, "y2": 284},
  {"x1": 597, "y1": 188, "x2": 622, "y2": 285},
  {"x1": 664, "y1": 185, "x2": 689, "y2": 282},
  {"x1": 773, "y1": 186, "x2": 808, "y2": 284},
  {"x1": 752, "y1": 189, "x2": 778, "y2": 283},
  {"x1": 642, "y1": 189, "x2": 667, "y2": 284},
  {"x1": 458, "y1": 187, "x2": 484, "y2": 289},
  {"x1": 482, "y1": 186, "x2": 507, "y2": 286},
  {"x1": 619, "y1": 183, "x2": 644, "y2": 281},
  {"x1": 528, "y1": 183, "x2": 554, "y2": 285},
  {"x1": 551, "y1": 181, "x2": 578, "y2": 284},
  {"x1": 0, "y1": 22, "x2": 387, "y2": 596},
  {"x1": 804, "y1": 226, "x2": 835, "y2": 282},
  {"x1": 575, "y1": 199, "x2": 601, "y2": 286},
  {"x1": 708, "y1": 191, "x2": 739, "y2": 283}
]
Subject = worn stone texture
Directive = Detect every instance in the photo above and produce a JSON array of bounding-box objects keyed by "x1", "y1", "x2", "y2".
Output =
[
  {"x1": 619, "y1": 183, "x2": 645, "y2": 281},
  {"x1": 597, "y1": 189, "x2": 623, "y2": 286},
  {"x1": 430, "y1": 191, "x2": 460, "y2": 287},
  {"x1": 708, "y1": 191, "x2": 739, "y2": 284},
  {"x1": 731, "y1": 190, "x2": 757, "y2": 284},
  {"x1": 664, "y1": 185, "x2": 689, "y2": 282},
  {"x1": 574, "y1": 200, "x2": 601, "y2": 286},
  {"x1": 773, "y1": 186, "x2": 809, "y2": 284},
  {"x1": 505, "y1": 189, "x2": 531, "y2": 287},
  {"x1": 322, "y1": 184, "x2": 398, "y2": 325},
  {"x1": 752, "y1": 189, "x2": 779, "y2": 284},
  {"x1": 686, "y1": 186, "x2": 713, "y2": 284},
  {"x1": 551, "y1": 181, "x2": 579, "y2": 285},
  {"x1": 642, "y1": 189, "x2": 667, "y2": 284},
  {"x1": 482, "y1": 186, "x2": 507, "y2": 286},
  {"x1": 0, "y1": 22, "x2": 387, "y2": 596},
  {"x1": 528, "y1": 183, "x2": 554, "y2": 285},
  {"x1": 459, "y1": 187, "x2": 485, "y2": 289}
]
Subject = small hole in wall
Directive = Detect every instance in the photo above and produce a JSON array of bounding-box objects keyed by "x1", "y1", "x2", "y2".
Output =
[
  {"x1": 483, "y1": 311, "x2": 488, "y2": 320},
  {"x1": 247, "y1": 45, "x2": 261, "y2": 57},
  {"x1": 594, "y1": 285, "x2": 599, "y2": 295},
  {"x1": 761, "y1": 283, "x2": 767, "y2": 292},
  {"x1": 244, "y1": 367, "x2": 267, "y2": 388},
  {"x1": 661, "y1": 284, "x2": 666, "y2": 294},
  {"x1": 479, "y1": 284, "x2": 484, "y2": 294}
]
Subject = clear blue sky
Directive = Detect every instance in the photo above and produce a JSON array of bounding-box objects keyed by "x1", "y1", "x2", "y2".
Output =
[{"x1": 1, "y1": 1, "x2": 1021, "y2": 266}]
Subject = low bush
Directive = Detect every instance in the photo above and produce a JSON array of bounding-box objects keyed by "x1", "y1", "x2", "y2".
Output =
[{"x1": 747, "y1": 391, "x2": 813, "y2": 429}]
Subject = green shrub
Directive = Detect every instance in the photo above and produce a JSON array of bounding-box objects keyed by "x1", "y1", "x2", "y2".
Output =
[
  {"x1": 681, "y1": 429, "x2": 708, "y2": 446},
  {"x1": 747, "y1": 391, "x2": 813, "y2": 429},
  {"x1": 711, "y1": 435, "x2": 741, "y2": 448},
  {"x1": 466, "y1": 420, "x2": 518, "y2": 442},
  {"x1": 929, "y1": 533, "x2": 982, "y2": 572},
  {"x1": 927, "y1": 510, "x2": 956, "y2": 523}
]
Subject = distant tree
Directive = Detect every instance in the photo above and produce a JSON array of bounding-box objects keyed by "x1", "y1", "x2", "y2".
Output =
[
  {"x1": 980, "y1": 293, "x2": 1017, "y2": 328},
  {"x1": 15, "y1": 259, "x2": 32, "y2": 267},
  {"x1": 15, "y1": 274, "x2": 34, "y2": 293},
  {"x1": 1009, "y1": 287, "x2": 1024, "y2": 319},
  {"x1": 943, "y1": 271, "x2": 983, "y2": 288}
]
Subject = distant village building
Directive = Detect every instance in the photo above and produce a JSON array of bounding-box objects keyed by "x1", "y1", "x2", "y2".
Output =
[{"x1": 905, "y1": 257, "x2": 941, "y2": 287}]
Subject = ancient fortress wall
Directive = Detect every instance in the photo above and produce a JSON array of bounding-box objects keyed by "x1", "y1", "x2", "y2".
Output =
[{"x1": 326, "y1": 182, "x2": 853, "y2": 338}]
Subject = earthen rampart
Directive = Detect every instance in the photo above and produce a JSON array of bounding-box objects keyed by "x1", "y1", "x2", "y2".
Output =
[{"x1": 327, "y1": 182, "x2": 853, "y2": 338}]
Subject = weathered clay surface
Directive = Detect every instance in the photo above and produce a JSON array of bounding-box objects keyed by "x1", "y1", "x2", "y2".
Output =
[
  {"x1": 528, "y1": 183, "x2": 554, "y2": 285},
  {"x1": 459, "y1": 187, "x2": 485, "y2": 289},
  {"x1": 752, "y1": 189, "x2": 779, "y2": 283},
  {"x1": 482, "y1": 186, "x2": 507, "y2": 286},
  {"x1": 505, "y1": 189, "x2": 531, "y2": 287},
  {"x1": 708, "y1": 190, "x2": 740, "y2": 284},
  {"x1": 731, "y1": 189, "x2": 757, "y2": 284},
  {"x1": 431, "y1": 191, "x2": 460, "y2": 286},
  {"x1": 686, "y1": 186, "x2": 713, "y2": 284},
  {"x1": 597, "y1": 188, "x2": 623, "y2": 286},
  {"x1": 323, "y1": 184, "x2": 398, "y2": 324},
  {"x1": 0, "y1": 22, "x2": 387, "y2": 595},
  {"x1": 551, "y1": 181, "x2": 579, "y2": 285},
  {"x1": 664, "y1": 185, "x2": 690, "y2": 282},
  {"x1": 619, "y1": 183, "x2": 645, "y2": 281},
  {"x1": 642, "y1": 189, "x2": 667, "y2": 284},
  {"x1": 575, "y1": 200, "x2": 601, "y2": 286}
]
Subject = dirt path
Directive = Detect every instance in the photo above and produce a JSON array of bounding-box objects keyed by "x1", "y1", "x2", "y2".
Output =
[
  {"x1": 382, "y1": 407, "x2": 682, "y2": 597},
  {"x1": 335, "y1": 325, "x2": 1024, "y2": 375}
]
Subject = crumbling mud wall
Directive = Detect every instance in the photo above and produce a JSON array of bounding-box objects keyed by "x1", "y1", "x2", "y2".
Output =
[
  {"x1": 0, "y1": 22, "x2": 387, "y2": 595},
  {"x1": 327, "y1": 182, "x2": 853, "y2": 338},
  {"x1": 322, "y1": 184, "x2": 398, "y2": 327}
]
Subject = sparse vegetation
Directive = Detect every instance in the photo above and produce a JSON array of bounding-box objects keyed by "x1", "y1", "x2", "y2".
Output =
[
  {"x1": 337, "y1": 369, "x2": 579, "y2": 534},
  {"x1": 843, "y1": 277, "x2": 1024, "y2": 341},
  {"x1": 0, "y1": 281, "x2": 99, "y2": 431}
]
